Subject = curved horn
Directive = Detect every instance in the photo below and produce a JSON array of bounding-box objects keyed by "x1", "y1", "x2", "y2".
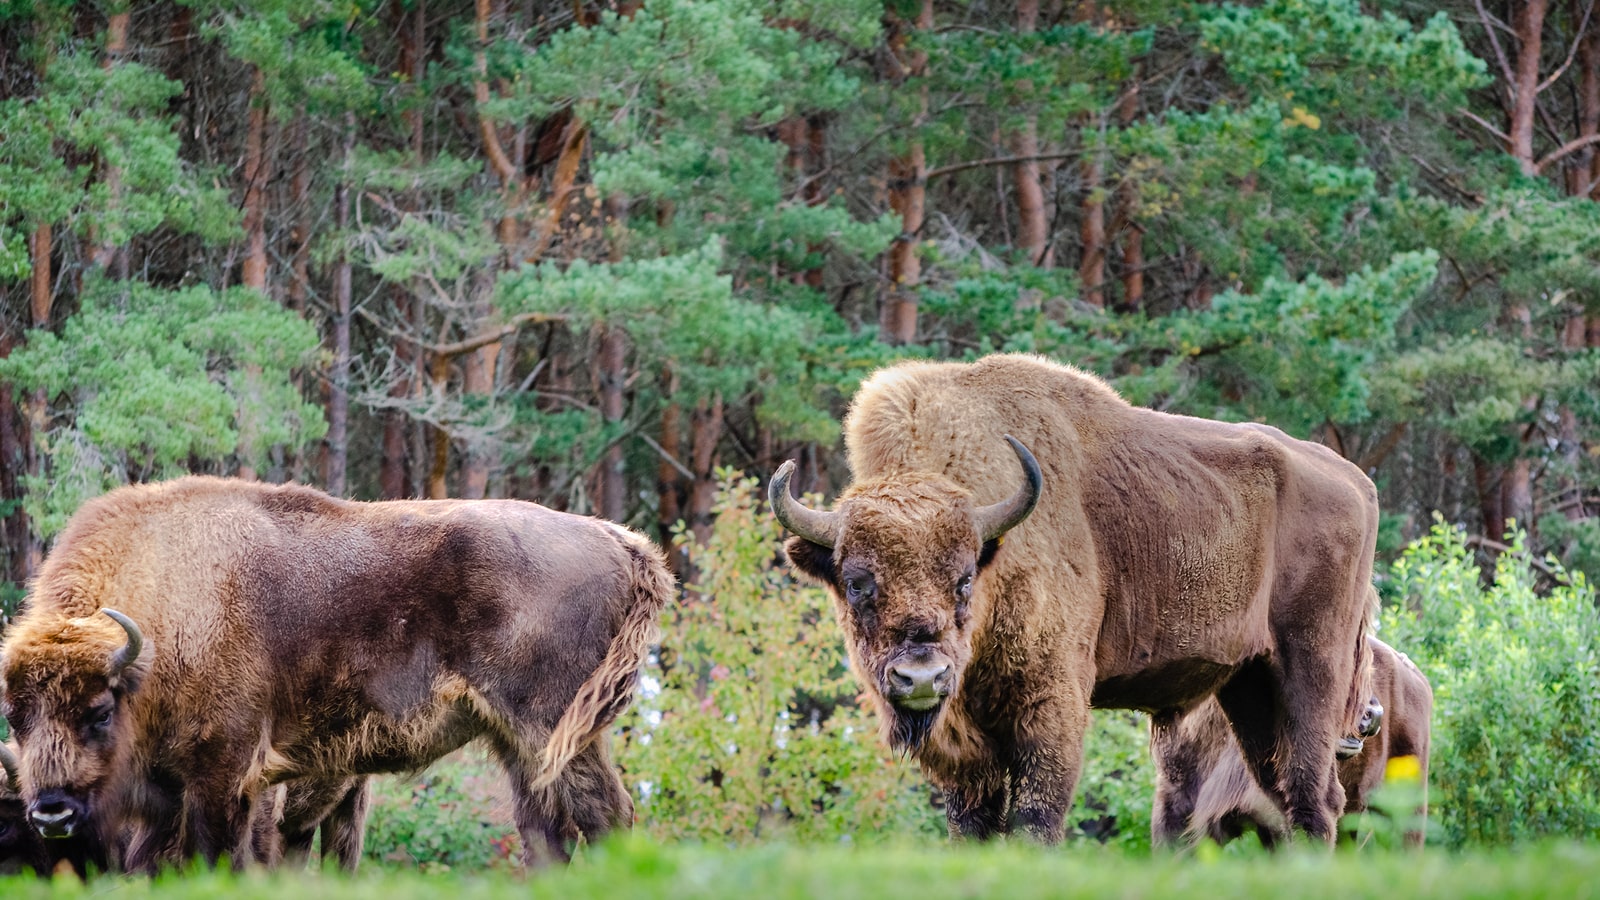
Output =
[
  {"x1": 0, "y1": 742, "x2": 18, "y2": 793},
  {"x1": 769, "y1": 460, "x2": 842, "y2": 548},
  {"x1": 102, "y1": 608, "x2": 144, "y2": 677},
  {"x1": 975, "y1": 435, "x2": 1043, "y2": 543}
]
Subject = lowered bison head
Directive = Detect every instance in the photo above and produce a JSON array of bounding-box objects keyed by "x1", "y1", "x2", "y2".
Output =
[
  {"x1": 1, "y1": 609, "x2": 148, "y2": 842},
  {"x1": 771, "y1": 436, "x2": 1041, "y2": 751}
]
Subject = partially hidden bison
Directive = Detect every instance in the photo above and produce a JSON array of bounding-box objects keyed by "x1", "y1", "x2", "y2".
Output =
[
  {"x1": 252, "y1": 777, "x2": 370, "y2": 872},
  {"x1": 0, "y1": 476, "x2": 673, "y2": 871},
  {"x1": 770, "y1": 354, "x2": 1377, "y2": 843},
  {"x1": 0, "y1": 742, "x2": 52, "y2": 877},
  {"x1": 1153, "y1": 635, "x2": 1433, "y2": 848}
]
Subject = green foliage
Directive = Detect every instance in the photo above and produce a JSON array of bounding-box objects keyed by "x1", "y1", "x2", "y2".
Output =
[
  {"x1": 363, "y1": 754, "x2": 519, "y2": 872},
  {"x1": 0, "y1": 51, "x2": 235, "y2": 279},
  {"x1": 1381, "y1": 518, "x2": 1600, "y2": 846},
  {"x1": 0, "y1": 278, "x2": 325, "y2": 538},
  {"x1": 617, "y1": 471, "x2": 941, "y2": 843}
]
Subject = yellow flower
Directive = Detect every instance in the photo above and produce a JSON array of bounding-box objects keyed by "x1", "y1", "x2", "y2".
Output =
[
  {"x1": 1385, "y1": 754, "x2": 1423, "y2": 784},
  {"x1": 1284, "y1": 106, "x2": 1322, "y2": 130}
]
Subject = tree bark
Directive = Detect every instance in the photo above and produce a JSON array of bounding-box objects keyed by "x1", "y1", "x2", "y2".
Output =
[
  {"x1": 240, "y1": 66, "x2": 271, "y2": 291},
  {"x1": 0, "y1": 333, "x2": 28, "y2": 588},
  {"x1": 1115, "y1": 74, "x2": 1143, "y2": 310},
  {"x1": 1010, "y1": 0, "x2": 1051, "y2": 268},
  {"x1": 324, "y1": 116, "x2": 355, "y2": 497},
  {"x1": 688, "y1": 393, "x2": 724, "y2": 548},
  {"x1": 1509, "y1": 0, "x2": 1548, "y2": 175},
  {"x1": 597, "y1": 326, "x2": 627, "y2": 522},
  {"x1": 879, "y1": 0, "x2": 932, "y2": 345},
  {"x1": 656, "y1": 367, "x2": 684, "y2": 566},
  {"x1": 87, "y1": 10, "x2": 129, "y2": 274}
]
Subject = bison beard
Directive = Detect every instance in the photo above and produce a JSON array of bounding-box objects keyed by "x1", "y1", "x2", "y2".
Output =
[
  {"x1": 772, "y1": 354, "x2": 1379, "y2": 845},
  {"x1": 0, "y1": 477, "x2": 673, "y2": 872}
]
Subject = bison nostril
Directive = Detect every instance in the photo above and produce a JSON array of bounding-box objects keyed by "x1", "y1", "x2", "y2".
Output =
[
  {"x1": 889, "y1": 663, "x2": 952, "y2": 696},
  {"x1": 28, "y1": 797, "x2": 81, "y2": 838}
]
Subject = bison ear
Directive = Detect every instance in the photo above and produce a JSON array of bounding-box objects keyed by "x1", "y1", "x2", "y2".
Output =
[
  {"x1": 783, "y1": 535, "x2": 836, "y2": 585},
  {"x1": 977, "y1": 537, "x2": 1003, "y2": 572}
]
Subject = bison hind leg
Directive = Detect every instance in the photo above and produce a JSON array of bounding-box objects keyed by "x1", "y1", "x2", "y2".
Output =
[
  {"x1": 1214, "y1": 660, "x2": 1289, "y2": 813},
  {"x1": 490, "y1": 736, "x2": 577, "y2": 868}
]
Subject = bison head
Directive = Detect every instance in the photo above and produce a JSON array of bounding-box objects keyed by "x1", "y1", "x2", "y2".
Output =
[
  {"x1": 771, "y1": 436, "x2": 1041, "y2": 752},
  {"x1": 1, "y1": 609, "x2": 147, "y2": 841}
]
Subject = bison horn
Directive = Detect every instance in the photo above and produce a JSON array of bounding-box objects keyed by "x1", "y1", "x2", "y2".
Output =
[
  {"x1": 769, "y1": 460, "x2": 842, "y2": 548},
  {"x1": 0, "y1": 742, "x2": 17, "y2": 793},
  {"x1": 974, "y1": 435, "x2": 1043, "y2": 543},
  {"x1": 102, "y1": 608, "x2": 144, "y2": 676}
]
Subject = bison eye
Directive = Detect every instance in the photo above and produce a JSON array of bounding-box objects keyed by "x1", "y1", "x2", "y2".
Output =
[
  {"x1": 955, "y1": 574, "x2": 973, "y2": 600},
  {"x1": 844, "y1": 574, "x2": 876, "y2": 607},
  {"x1": 88, "y1": 706, "x2": 114, "y2": 733}
]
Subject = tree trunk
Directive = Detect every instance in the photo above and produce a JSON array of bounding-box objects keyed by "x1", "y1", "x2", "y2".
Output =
[
  {"x1": 1509, "y1": 0, "x2": 1548, "y2": 175},
  {"x1": 879, "y1": 0, "x2": 932, "y2": 345},
  {"x1": 1115, "y1": 74, "x2": 1143, "y2": 310},
  {"x1": 287, "y1": 109, "x2": 312, "y2": 316},
  {"x1": 1474, "y1": 452, "x2": 1506, "y2": 542},
  {"x1": 1079, "y1": 131, "x2": 1106, "y2": 308},
  {"x1": 1010, "y1": 0, "x2": 1051, "y2": 268},
  {"x1": 656, "y1": 367, "x2": 684, "y2": 568},
  {"x1": 87, "y1": 10, "x2": 129, "y2": 274},
  {"x1": 324, "y1": 116, "x2": 355, "y2": 497},
  {"x1": 240, "y1": 66, "x2": 271, "y2": 291},
  {"x1": 0, "y1": 333, "x2": 28, "y2": 588},
  {"x1": 688, "y1": 393, "x2": 724, "y2": 548},
  {"x1": 597, "y1": 326, "x2": 627, "y2": 522}
]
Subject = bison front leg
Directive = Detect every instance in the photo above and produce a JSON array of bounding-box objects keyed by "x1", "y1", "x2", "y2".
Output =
[
  {"x1": 1005, "y1": 690, "x2": 1091, "y2": 845},
  {"x1": 181, "y1": 783, "x2": 260, "y2": 869},
  {"x1": 940, "y1": 770, "x2": 1009, "y2": 841}
]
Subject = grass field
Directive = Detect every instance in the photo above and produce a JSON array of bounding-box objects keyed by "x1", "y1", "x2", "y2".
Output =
[{"x1": 3, "y1": 837, "x2": 1597, "y2": 899}]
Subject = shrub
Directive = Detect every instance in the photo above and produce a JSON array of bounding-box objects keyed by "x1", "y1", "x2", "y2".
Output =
[
  {"x1": 1380, "y1": 517, "x2": 1600, "y2": 846},
  {"x1": 362, "y1": 751, "x2": 519, "y2": 871},
  {"x1": 616, "y1": 471, "x2": 942, "y2": 844}
]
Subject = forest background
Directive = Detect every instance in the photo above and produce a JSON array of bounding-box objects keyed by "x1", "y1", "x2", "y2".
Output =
[
  {"x1": 1, "y1": 0, "x2": 1600, "y2": 862},
  {"x1": 4, "y1": 0, "x2": 1600, "y2": 585}
]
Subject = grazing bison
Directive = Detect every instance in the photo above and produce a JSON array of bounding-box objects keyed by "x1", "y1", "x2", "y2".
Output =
[
  {"x1": 0, "y1": 477, "x2": 672, "y2": 871},
  {"x1": 252, "y1": 777, "x2": 370, "y2": 872},
  {"x1": 1154, "y1": 636, "x2": 1433, "y2": 848},
  {"x1": 771, "y1": 354, "x2": 1377, "y2": 843},
  {"x1": 0, "y1": 742, "x2": 52, "y2": 877}
]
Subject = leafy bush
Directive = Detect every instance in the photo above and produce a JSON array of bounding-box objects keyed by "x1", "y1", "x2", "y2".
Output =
[
  {"x1": 363, "y1": 752, "x2": 519, "y2": 871},
  {"x1": 615, "y1": 471, "x2": 942, "y2": 844},
  {"x1": 1380, "y1": 518, "x2": 1600, "y2": 846}
]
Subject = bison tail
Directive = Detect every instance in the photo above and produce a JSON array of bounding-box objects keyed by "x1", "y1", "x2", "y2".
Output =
[
  {"x1": 1341, "y1": 585, "x2": 1378, "y2": 737},
  {"x1": 530, "y1": 527, "x2": 674, "y2": 789}
]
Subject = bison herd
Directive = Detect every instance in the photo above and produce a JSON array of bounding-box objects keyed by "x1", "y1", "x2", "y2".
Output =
[{"x1": 0, "y1": 354, "x2": 1431, "y2": 879}]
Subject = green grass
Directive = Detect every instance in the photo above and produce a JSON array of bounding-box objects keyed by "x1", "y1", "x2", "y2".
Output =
[{"x1": 5, "y1": 838, "x2": 1599, "y2": 899}]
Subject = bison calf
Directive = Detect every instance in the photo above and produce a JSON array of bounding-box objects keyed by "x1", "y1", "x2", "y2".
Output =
[
  {"x1": 1152, "y1": 636, "x2": 1433, "y2": 848},
  {"x1": 1, "y1": 477, "x2": 673, "y2": 871}
]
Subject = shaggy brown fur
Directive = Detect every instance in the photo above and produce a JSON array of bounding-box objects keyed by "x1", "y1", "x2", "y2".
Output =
[
  {"x1": 251, "y1": 777, "x2": 370, "y2": 872},
  {"x1": 0, "y1": 477, "x2": 673, "y2": 871},
  {"x1": 1153, "y1": 636, "x2": 1433, "y2": 848},
  {"x1": 0, "y1": 741, "x2": 53, "y2": 877},
  {"x1": 774, "y1": 354, "x2": 1378, "y2": 843}
]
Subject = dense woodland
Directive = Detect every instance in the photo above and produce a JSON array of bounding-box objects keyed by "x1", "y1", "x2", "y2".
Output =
[{"x1": 3, "y1": 0, "x2": 1600, "y2": 598}]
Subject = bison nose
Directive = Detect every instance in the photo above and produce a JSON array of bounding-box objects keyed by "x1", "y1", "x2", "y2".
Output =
[
  {"x1": 28, "y1": 794, "x2": 83, "y2": 839},
  {"x1": 888, "y1": 662, "x2": 952, "y2": 710}
]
